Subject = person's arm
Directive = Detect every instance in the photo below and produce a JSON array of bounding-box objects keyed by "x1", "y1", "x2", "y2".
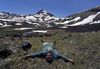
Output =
[
  {"x1": 53, "y1": 49, "x2": 75, "y2": 64},
  {"x1": 57, "y1": 54, "x2": 75, "y2": 64},
  {"x1": 30, "y1": 53, "x2": 41, "y2": 57},
  {"x1": 23, "y1": 53, "x2": 41, "y2": 59},
  {"x1": 53, "y1": 49, "x2": 68, "y2": 60},
  {"x1": 23, "y1": 48, "x2": 45, "y2": 59},
  {"x1": 57, "y1": 54, "x2": 68, "y2": 60}
]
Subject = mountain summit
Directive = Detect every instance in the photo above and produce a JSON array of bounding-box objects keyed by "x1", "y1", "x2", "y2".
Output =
[
  {"x1": 36, "y1": 9, "x2": 48, "y2": 14},
  {"x1": 36, "y1": 9, "x2": 54, "y2": 16}
]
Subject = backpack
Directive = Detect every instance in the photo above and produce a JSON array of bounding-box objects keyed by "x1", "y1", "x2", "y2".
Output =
[
  {"x1": 43, "y1": 43, "x2": 54, "y2": 54},
  {"x1": 41, "y1": 40, "x2": 56, "y2": 54}
]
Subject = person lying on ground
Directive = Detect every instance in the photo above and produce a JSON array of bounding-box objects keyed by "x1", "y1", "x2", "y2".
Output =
[{"x1": 23, "y1": 40, "x2": 75, "y2": 64}]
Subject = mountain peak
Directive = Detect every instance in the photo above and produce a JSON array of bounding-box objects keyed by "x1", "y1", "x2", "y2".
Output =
[
  {"x1": 36, "y1": 9, "x2": 54, "y2": 16},
  {"x1": 36, "y1": 9, "x2": 47, "y2": 14},
  {"x1": 40, "y1": 9, "x2": 46, "y2": 12}
]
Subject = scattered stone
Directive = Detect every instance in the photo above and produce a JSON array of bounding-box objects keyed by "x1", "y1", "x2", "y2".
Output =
[
  {"x1": 0, "y1": 49, "x2": 13, "y2": 58},
  {"x1": 0, "y1": 58, "x2": 13, "y2": 67},
  {"x1": 0, "y1": 44, "x2": 21, "y2": 58}
]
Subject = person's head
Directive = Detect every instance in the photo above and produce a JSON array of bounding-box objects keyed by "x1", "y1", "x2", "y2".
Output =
[{"x1": 45, "y1": 51, "x2": 53, "y2": 61}]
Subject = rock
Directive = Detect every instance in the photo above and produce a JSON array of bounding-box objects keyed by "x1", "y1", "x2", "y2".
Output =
[
  {"x1": 0, "y1": 58, "x2": 13, "y2": 67},
  {"x1": 0, "y1": 44, "x2": 21, "y2": 58},
  {"x1": 0, "y1": 49, "x2": 13, "y2": 58}
]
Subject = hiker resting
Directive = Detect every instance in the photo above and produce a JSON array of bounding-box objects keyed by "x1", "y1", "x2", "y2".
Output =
[{"x1": 23, "y1": 40, "x2": 75, "y2": 64}]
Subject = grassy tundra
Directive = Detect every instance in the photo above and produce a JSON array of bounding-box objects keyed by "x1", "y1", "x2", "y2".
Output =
[{"x1": 0, "y1": 29, "x2": 100, "y2": 69}]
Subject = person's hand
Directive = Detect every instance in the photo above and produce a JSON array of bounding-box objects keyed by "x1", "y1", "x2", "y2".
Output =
[
  {"x1": 71, "y1": 60, "x2": 75, "y2": 65},
  {"x1": 23, "y1": 55, "x2": 29, "y2": 59},
  {"x1": 68, "y1": 59, "x2": 75, "y2": 65}
]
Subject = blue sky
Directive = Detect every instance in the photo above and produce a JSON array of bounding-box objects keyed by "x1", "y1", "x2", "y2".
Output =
[{"x1": 0, "y1": 0, "x2": 100, "y2": 17}]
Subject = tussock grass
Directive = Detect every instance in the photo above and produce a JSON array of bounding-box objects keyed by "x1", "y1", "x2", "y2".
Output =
[{"x1": 0, "y1": 29, "x2": 100, "y2": 69}]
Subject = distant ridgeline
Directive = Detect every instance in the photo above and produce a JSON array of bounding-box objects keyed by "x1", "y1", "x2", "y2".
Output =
[{"x1": 0, "y1": 6, "x2": 100, "y2": 32}]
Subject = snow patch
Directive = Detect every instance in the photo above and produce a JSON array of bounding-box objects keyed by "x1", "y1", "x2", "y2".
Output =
[
  {"x1": 59, "y1": 26, "x2": 67, "y2": 28},
  {"x1": 32, "y1": 30, "x2": 47, "y2": 33},
  {"x1": 0, "y1": 23, "x2": 3, "y2": 25},
  {"x1": 2, "y1": 25, "x2": 12, "y2": 27},
  {"x1": 26, "y1": 16, "x2": 36, "y2": 20},
  {"x1": 55, "y1": 17, "x2": 81, "y2": 25},
  {"x1": 90, "y1": 20, "x2": 100, "y2": 24},
  {"x1": 32, "y1": 23, "x2": 41, "y2": 26},
  {"x1": 15, "y1": 23, "x2": 22, "y2": 25},
  {"x1": 15, "y1": 28, "x2": 34, "y2": 30}
]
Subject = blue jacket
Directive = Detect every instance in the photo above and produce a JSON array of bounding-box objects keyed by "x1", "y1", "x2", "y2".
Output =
[{"x1": 29, "y1": 47, "x2": 68, "y2": 61}]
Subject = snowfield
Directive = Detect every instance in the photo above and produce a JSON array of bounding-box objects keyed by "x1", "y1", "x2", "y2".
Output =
[
  {"x1": 58, "y1": 12, "x2": 100, "y2": 28},
  {"x1": 68, "y1": 12, "x2": 100, "y2": 26}
]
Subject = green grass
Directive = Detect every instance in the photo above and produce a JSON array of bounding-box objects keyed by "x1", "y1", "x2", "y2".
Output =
[{"x1": 0, "y1": 29, "x2": 100, "y2": 69}]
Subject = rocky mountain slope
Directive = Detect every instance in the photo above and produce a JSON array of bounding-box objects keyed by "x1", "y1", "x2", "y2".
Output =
[{"x1": 0, "y1": 6, "x2": 100, "y2": 29}]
